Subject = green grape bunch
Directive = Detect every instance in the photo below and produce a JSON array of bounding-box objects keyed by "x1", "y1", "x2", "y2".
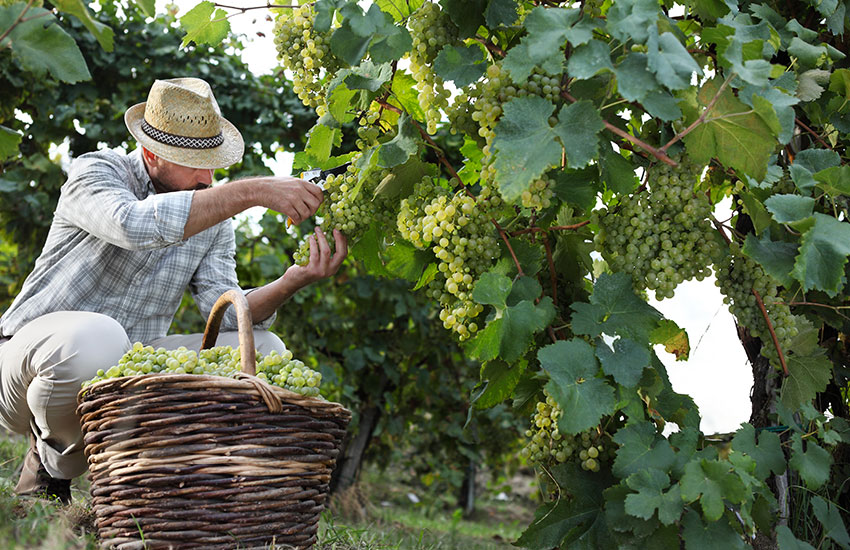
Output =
[
  {"x1": 519, "y1": 390, "x2": 615, "y2": 473},
  {"x1": 398, "y1": 177, "x2": 501, "y2": 340},
  {"x1": 407, "y1": 2, "x2": 460, "y2": 134},
  {"x1": 293, "y1": 157, "x2": 397, "y2": 266},
  {"x1": 273, "y1": 3, "x2": 341, "y2": 112},
  {"x1": 595, "y1": 157, "x2": 723, "y2": 300},
  {"x1": 82, "y1": 342, "x2": 323, "y2": 397},
  {"x1": 714, "y1": 245, "x2": 798, "y2": 369}
]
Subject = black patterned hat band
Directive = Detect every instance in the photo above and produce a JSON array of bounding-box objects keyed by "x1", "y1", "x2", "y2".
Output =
[{"x1": 141, "y1": 119, "x2": 224, "y2": 150}]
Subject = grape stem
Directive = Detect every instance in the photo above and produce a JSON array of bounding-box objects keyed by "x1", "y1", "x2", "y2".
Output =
[
  {"x1": 660, "y1": 74, "x2": 734, "y2": 153},
  {"x1": 0, "y1": 0, "x2": 35, "y2": 45},
  {"x1": 474, "y1": 36, "x2": 506, "y2": 58},
  {"x1": 510, "y1": 221, "x2": 591, "y2": 236},
  {"x1": 213, "y1": 2, "x2": 300, "y2": 11},
  {"x1": 795, "y1": 118, "x2": 834, "y2": 151},
  {"x1": 492, "y1": 220, "x2": 525, "y2": 277},
  {"x1": 560, "y1": 90, "x2": 677, "y2": 167},
  {"x1": 752, "y1": 288, "x2": 790, "y2": 377}
]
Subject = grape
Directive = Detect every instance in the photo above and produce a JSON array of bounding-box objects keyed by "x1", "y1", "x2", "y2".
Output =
[
  {"x1": 273, "y1": 4, "x2": 341, "y2": 111},
  {"x1": 714, "y1": 244, "x2": 798, "y2": 369},
  {"x1": 293, "y1": 156, "x2": 397, "y2": 265},
  {"x1": 397, "y1": 177, "x2": 501, "y2": 340},
  {"x1": 82, "y1": 341, "x2": 323, "y2": 397},
  {"x1": 595, "y1": 156, "x2": 722, "y2": 300},
  {"x1": 519, "y1": 389, "x2": 614, "y2": 473},
  {"x1": 407, "y1": 3, "x2": 459, "y2": 134}
]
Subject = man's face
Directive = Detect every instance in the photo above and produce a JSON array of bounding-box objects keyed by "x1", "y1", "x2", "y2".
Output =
[{"x1": 143, "y1": 149, "x2": 214, "y2": 193}]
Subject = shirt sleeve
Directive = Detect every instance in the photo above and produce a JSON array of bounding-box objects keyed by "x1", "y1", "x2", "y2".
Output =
[
  {"x1": 54, "y1": 152, "x2": 192, "y2": 250},
  {"x1": 189, "y1": 221, "x2": 276, "y2": 334}
]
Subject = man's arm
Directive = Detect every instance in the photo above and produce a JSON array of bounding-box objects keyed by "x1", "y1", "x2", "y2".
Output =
[
  {"x1": 246, "y1": 227, "x2": 348, "y2": 322},
  {"x1": 183, "y1": 176, "x2": 324, "y2": 240}
]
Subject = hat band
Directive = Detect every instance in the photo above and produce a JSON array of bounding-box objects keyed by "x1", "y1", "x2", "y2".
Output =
[{"x1": 141, "y1": 119, "x2": 224, "y2": 150}]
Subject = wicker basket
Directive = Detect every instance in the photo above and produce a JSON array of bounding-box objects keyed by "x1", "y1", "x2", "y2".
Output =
[{"x1": 77, "y1": 290, "x2": 351, "y2": 550}]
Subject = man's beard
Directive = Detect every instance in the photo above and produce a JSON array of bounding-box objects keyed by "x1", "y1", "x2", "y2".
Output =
[{"x1": 151, "y1": 174, "x2": 210, "y2": 193}]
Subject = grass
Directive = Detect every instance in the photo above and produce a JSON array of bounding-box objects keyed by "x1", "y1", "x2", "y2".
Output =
[{"x1": 0, "y1": 432, "x2": 532, "y2": 549}]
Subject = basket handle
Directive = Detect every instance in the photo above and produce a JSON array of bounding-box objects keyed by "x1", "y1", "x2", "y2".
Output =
[{"x1": 201, "y1": 290, "x2": 257, "y2": 376}]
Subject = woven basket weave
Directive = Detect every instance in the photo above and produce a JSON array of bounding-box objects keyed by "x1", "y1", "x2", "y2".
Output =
[{"x1": 77, "y1": 290, "x2": 351, "y2": 550}]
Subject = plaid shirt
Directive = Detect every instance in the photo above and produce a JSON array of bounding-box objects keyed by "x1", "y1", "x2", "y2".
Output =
[{"x1": 0, "y1": 148, "x2": 272, "y2": 343}]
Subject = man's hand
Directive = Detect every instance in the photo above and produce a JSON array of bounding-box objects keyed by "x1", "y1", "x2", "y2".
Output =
[
  {"x1": 258, "y1": 177, "x2": 324, "y2": 225},
  {"x1": 245, "y1": 227, "x2": 348, "y2": 322},
  {"x1": 285, "y1": 227, "x2": 348, "y2": 287}
]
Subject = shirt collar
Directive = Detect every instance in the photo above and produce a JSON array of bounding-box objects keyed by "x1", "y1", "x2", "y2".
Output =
[{"x1": 129, "y1": 147, "x2": 155, "y2": 195}]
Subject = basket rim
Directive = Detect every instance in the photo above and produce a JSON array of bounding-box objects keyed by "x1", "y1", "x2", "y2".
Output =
[{"x1": 78, "y1": 372, "x2": 351, "y2": 418}]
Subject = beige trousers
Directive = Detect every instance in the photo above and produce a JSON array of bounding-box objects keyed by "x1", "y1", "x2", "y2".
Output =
[{"x1": 0, "y1": 311, "x2": 284, "y2": 480}]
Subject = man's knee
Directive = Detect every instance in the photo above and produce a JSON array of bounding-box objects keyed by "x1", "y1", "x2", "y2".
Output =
[
  {"x1": 253, "y1": 331, "x2": 286, "y2": 356},
  {"x1": 40, "y1": 313, "x2": 131, "y2": 384}
]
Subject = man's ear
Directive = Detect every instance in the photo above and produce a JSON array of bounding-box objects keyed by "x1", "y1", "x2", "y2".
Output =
[{"x1": 141, "y1": 147, "x2": 158, "y2": 166}]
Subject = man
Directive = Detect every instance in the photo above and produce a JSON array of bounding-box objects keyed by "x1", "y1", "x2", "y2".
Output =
[{"x1": 0, "y1": 77, "x2": 347, "y2": 503}]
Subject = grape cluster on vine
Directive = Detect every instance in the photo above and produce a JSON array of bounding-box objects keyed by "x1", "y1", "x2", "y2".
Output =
[
  {"x1": 714, "y1": 245, "x2": 798, "y2": 368},
  {"x1": 595, "y1": 157, "x2": 722, "y2": 299},
  {"x1": 82, "y1": 342, "x2": 323, "y2": 397},
  {"x1": 407, "y1": 2, "x2": 459, "y2": 134},
  {"x1": 397, "y1": 177, "x2": 501, "y2": 340},
  {"x1": 273, "y1": 4, "x2": 341, "y2": 112},
  {"x1": 294, "y1": 158, "x2": 396, "y2": 265},
  {"x1": 519, "y1": 390, "x2": 614, "y2": 472}
]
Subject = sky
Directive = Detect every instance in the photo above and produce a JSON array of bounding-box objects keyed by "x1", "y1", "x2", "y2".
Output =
[{"x1": 162, "y1": 0, "x2": 755, "y2": 435}]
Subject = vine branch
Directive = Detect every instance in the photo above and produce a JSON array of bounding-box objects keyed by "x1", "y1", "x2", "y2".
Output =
[
  {"x1": 752, "y1": 288, "x2": 790, "y2": 377},
  {"x1": 492, "y1": 220, "x2": 525, "y2": 277},
  {"x1": 0, "y1": 0, "x2": 35, "y2": 45},
  {"x1": 213, "y1": 2, "x2": 299, "y2": 11},
  {"x1": 795, "y1": 118, "x2": 834, "y2": 151},
  {"x1": 510, "y1": 221, "x2": 590, "y2": 236},
  {"x1": 474, "y1": 36, "x2": 506, "y2": 58},
  {"x1": 661, "y1": 74, "x2": 734, "y2": 153},
  {"x1": 560, "y1": 90, "x2": 677, "y2": 166}
]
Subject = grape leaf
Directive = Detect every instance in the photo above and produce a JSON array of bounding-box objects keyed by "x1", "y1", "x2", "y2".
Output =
[
  {"x1": 789, "y1": 434, "x2": 832, "y2": 489},
  {"x1": 554, "y1": 100, "x2": 605, "y2": 169},
  {"x1": 601, "y1": 146, "x2": 639, "y2": 194},
  {"x1": 650, "y1": 320, "x2": 690, "y2": 361},
  {"x1": 681, "y1": 511, "x2": 748, "y2": 550},
  {"x1": 568, "y1": 39, "x2": 614, "y2": 80},
  {"x1": 606, "y1": 0, "x2": 659, "y2": 44},
  {"x1": 377, "y1": 114, "x2": 419, "y2": 168},
  {"x1": 474, "y1": 359, "x2": 526, "y2": 409},
  {"x1": 539, "y1": 340, "x2": 616, "y2": 435},
  {"x1": 134, "y1": 0, "x2": 155, "y2": 17},
  {"x1": 642, "y1": 90, "x2": 684, "y2": 121},
  {"x1": 615, "y1": 53, "x2": 660, "y2": 102},
  {"x1": 433, "y1": 44, "x2": 487, "y2": 88},
  {"x1": 624, "y1": 469, "x2": 683, "y2": 525},
  {"x1": 501, "y1": 6, "x2": 583, "y2": 81},
  {"x1": 330, "y1": 21, "x2": 371, "y2": 66},
  {"x1": 385, "y1": 240, "x2": 432, "y2": 282},
  {"x1": 720, "y1": 39, "x2": 771, "y2": 87},
  {"x1": 680, "y1": 458, "x2": 748, "y2": 521},
  {"x1": 790, "y1": 148, "x2": 841, "y2": 193},
  {"x1": 612, "y1": 421, "x2": 676, "y2": 479},
  {"x1": 742, "y1": 232, "x2": 798, "y2": 288},
  {"x1": 730, "y1": 423, "x2": 787, "y2": 480},
  {"x1": 683, "y1": 78, "x2": 775, "y2": 181},
  {"x1": 586, "y1": 272, "x2": 663, "y2": 342},
  {"x1": 596, "y1": 337, "x2": 650, "y2": 388},
  {"x1": 179, "y1": 1, "x2": 230, "y2": 47},
  {"x1": 439, "y1": 0, "x2": 485, "y2": 37},
  {"x1": 469, "y1": 274, "x2": 555, "y2": 363},
  {"x1": 764, "y1": 194, "x2": 816, "y2": 223},
  {"x1": 0, "y1": 126, "x2": 22, "y2": 161},
  {"x1": 391, "y1": 72, "x2": 426, "y2": 121},
  {"x1": 647, "y1": 31, "x2": 702, "y2": 90},
  {"x1": 812, "y1": 496, "x2": 850, "y2": 549},
  {"x1": 508, "y1": 276, "x2": 543, "y2": 305},
  {"x1": 791, "y1": 212, "x2": 850, "y2": 295},
  {"x1": 776, "y1": 526, "x2": 817, "y2": 550},
  {"x1": 53, "y1": 0, "x2": 114, "y2": 51},
  {"x1": 552, "y1": 167, "x2": 601, "y2": 211},
  {"x1": 781, "y1": 350, "x2": 833, "y2": 410},
  {"x1": 0, "y1": 6, "x2": 90, "y2": 83},
  {"x1": 485, "y1": 0, "x2": 518, "y2": 27},
  {"x1": 788, "y1": 37, "x2": 828, "y2": 68},
  {"x1": 376, "y1": 0, "x2": 423, "y2": 21},
  {"x1": 369, "y1": 22, "x2": 413, "y2": 63},
  {"x1": 814, "y1": 165, "x2": 850, "y2": 197},
  {"x1": 346, "y1": 3, "x2": 389, "y2": 37},
  {"x1": 327, "y1": 84, "x2": 358, "y2": 123}
]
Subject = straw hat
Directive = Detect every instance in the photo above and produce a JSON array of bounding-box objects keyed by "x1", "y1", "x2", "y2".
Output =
[{"x1": 125, "y1": 78, "x2": 244, "y2": 169}]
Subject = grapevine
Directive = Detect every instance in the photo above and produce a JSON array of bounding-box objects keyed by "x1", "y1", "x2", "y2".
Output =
[
  {"x1": 273, "y1": 3, "x2": 341, "y2": 112},
  {"x1": 82, "y1": 342, "x2": 323, "y2": 397},
  {"x1": 595, "y1": 157, "x2": 722, "y2": 299}
]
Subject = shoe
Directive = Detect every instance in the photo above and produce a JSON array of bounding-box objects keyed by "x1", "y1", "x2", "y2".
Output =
[{"x1": 14, "y1": 435, "x2": 71, "y2": 505}]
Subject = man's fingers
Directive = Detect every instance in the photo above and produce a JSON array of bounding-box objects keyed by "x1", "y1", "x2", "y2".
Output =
[
  {"x1": 330, "y1": 230, "x2": 348, "y2": 271},
  {"x1": 314, "y1": 227, "x2": 330, "y2": 261}
]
